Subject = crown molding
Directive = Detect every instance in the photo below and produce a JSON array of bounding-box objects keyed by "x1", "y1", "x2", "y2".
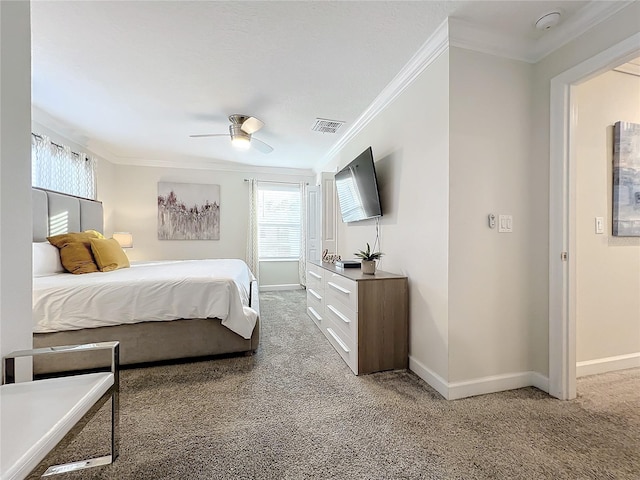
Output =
[
  {"x1": 108, "y1": 155, "x2": 315, "y2": 177},
  {"x1": 316, "y1": 2, "x2": 635, "y2": 171},
  {"x1": 33, "y1": 106, "x2": 313, "y2": 176},
  {"x1": 320, "y1": 18, "x2": 450, "y2": 168},
  {"x1": 449, "y1": 1, "x2": 635, "y2": 64},
  {"x1": 448, "y1": 18, "x2": 533, "y2": 63},
  {"x1": 531, "y1": 1, "x2": 635, "y2": 62}
]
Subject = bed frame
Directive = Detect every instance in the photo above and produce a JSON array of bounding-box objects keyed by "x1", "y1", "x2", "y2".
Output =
[{"x1": 32, "y1": 187, "x2": 260, "y2": 374}]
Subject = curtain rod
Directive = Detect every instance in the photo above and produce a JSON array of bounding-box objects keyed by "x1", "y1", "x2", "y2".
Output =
[
  {"x1": 31, "y1": 132, "x2": 85, "y2": 159},
  {"x1": 244, "y1": 179, "x2": 309, "y2": 185}
]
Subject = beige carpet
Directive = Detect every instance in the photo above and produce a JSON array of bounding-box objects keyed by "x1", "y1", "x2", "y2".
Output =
[{"x1": 32, "y1": 290, "x2": 640, "y2": 479}]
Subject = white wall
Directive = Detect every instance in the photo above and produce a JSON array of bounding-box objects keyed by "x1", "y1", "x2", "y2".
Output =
[
  {"x1": 320, "y1": 4, "x2": 640, "y2": 398},
  {"x1": 106, "y1": 163, "x2": 313, "y2": 286},
  {"x1": 258, "y1": 261, "x2": 300, "y2": 288},
  {"x1": 574, "y1": 69, "x2": 640, "y2": 363},
  {"x1": 324, "y1": 51, "x2": 451, "y2": 385},
  {"x1": 448, "y1": 47, "x2": 535, "y2": 383},
  {"x1": 531, "y1": 1, "x2": 640, "y2": 376},
  {"x1": 0, "y1": 1, "x2": 32, "y2": 380}
]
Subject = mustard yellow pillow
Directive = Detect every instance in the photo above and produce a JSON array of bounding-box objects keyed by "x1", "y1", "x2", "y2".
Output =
[
  {"x1": 47, "y1": 232, "x2": 101, "y2": 274},
  {"x1": 83, "y1": 229, "x2": 105, "y2": 239},
  {"x1": 90, "y1": 238, "x2": 130, "y2": 272},
  {"x1": 48, "y1": 231, "x2": 100, "y2": 248}
]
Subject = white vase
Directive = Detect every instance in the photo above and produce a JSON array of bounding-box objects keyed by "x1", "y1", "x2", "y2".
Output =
[{"x1": 361, "y1": 260, "x2": 376, "y2": 274}]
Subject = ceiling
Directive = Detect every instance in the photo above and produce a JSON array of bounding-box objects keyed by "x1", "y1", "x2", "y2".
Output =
[{"x1": 30, "y1": 1, "x2": 628, "y2": 173}]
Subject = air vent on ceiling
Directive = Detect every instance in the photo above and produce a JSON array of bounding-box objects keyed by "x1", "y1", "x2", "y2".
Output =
[{"x1": 311, "y1": 118, "x2": 345, "y2": 134}]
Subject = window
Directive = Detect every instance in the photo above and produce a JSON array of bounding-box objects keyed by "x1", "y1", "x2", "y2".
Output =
[
  {"x1": 257, "y1": 183, "x2": 301, "y2": 260},
  {"x1": 31, "y1": 133, "x2": 97, "y2": 199}
]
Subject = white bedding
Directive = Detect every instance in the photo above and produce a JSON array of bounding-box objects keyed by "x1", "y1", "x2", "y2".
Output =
[{"x1": 33, "y1": 259, "x2": 258, "y2": 339}]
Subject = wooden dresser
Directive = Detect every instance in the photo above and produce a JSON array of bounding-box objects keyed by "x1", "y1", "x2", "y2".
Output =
[{"x1": 306, "y1": 261, "x2": 408, "y2": 375}]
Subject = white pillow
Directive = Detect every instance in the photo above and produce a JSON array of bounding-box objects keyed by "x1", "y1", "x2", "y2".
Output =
[{"x1": 33, "y1": 242, "x2": 64, "y2": 277}]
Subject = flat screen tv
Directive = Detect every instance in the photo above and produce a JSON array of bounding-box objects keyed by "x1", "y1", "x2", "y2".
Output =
[{"x1": 335, "y1": 147, "x2": 382, "y2": 223}]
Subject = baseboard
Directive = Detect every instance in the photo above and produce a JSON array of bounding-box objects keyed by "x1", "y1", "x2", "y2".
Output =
[
  {"x1": 409, "y1": 356, "x2": 550, "y2": 401},
  {"x1": 448, "y1": 371, "x2": 549, "y2": 400},
  {"x1": 259, "y1": 284, "x2": 303, "y2": 292},
  {"x1": 408, "y1": 356, "x2": 449, "y2": 399},
  {"x1": 576, "y1": 352, "x2": 640, "y2": 377}
]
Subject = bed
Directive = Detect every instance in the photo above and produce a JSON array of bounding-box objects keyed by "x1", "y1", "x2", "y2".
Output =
[{"x1": 31, "y1": 187, "x2": 260, "y2": 374}]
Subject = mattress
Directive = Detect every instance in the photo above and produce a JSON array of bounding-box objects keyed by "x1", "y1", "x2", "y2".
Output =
[{"x1": 33, "y1": 259, "x2": 258, "y2": 339}]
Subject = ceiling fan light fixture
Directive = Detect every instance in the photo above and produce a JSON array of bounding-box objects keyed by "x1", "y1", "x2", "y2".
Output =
[
  {"x1": 230, "y1": 125, "x2": 251, "y2": 150},
  {"x1": 232, "y1": 136, "x2": 251, "y2": 149},
  {"x1": 190, "y1": 113, "x2": 272, "y2": 154}
]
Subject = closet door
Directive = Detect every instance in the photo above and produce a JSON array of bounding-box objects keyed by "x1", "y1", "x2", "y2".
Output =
[
  {"x1": 306, "y1": 185, "x2": 321, "y2": 263},
  {"x1": 321, "y1": 172, "x2": 338, "y2": 256}
]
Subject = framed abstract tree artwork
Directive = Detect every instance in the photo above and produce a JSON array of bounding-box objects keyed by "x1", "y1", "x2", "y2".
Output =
[
  {"x1": 158, "y1": 182, "x2": 220, "y2": 240},
  {"x1": 613, "y1": 121, "x2": 640, "y2": 236}
]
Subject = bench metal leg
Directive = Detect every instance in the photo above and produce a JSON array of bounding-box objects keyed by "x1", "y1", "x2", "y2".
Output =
[{"x1": 40, "y1": 384, "x2": 119, "y2": 477}]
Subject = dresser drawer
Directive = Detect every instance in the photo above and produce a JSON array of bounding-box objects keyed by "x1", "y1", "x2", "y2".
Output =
[
  {"x1": 306, "y1": 288, "x2": 324, "y2": 325},
  {"x1": 307, "y1": 304, "x2": 323, "y2": 327},
  {"x1": 324, "y1": 299, "x2": 357, "y2": 343},
  {"x1": 324, "y1": 272, "x2": 358, "y2": 312},
  {"x1": 324, "y1": 324, "x2": 357, "y2": 374},
  {"x1": 306, "y1": 264, "x2": 324, "y2": 290}
]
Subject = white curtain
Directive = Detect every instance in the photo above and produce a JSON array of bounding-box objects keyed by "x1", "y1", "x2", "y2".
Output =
[
  {"x1": 31, "y1": 133, "x2": 97, "y2": 199},
  {"x1": 299, "y1": 182, "x2": 308, "y2": 287},
  {"x1": 246, "y1": 178, "x2": 259, "y2": 281}
]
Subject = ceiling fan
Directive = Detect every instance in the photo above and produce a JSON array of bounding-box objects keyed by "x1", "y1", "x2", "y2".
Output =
[{"x1": 190, "y1": 114, "x2": 274, "y2": 154}]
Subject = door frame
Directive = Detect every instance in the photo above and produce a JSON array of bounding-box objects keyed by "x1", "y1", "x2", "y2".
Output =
[{"x1": 548, "y1": 33, "x2": 640, "y2": 400}]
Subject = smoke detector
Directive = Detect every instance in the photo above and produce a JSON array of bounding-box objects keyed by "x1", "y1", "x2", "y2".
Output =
[
  {"x1": 535, "y1": 11, "x2": 561, "y2": 30},
  {"x1": 311, "y1": 118, "x2": 344, "y2": 134}
]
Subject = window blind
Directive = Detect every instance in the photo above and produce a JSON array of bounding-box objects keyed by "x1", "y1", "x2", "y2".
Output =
[{"x1": 257, "y1": 183, "x2": 301, "y2": 260}]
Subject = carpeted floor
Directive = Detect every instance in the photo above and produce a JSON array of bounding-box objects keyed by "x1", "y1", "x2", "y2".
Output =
[{"x1": 32, "y1": 290, "x2": 639, "y2": 479}]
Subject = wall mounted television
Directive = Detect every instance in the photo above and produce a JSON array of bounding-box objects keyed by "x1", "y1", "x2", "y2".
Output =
[{"x1": 335, "y1": 147, "x2": 382, "y2": 223}]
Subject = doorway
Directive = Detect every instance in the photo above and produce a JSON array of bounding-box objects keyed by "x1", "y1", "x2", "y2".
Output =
[{"x1": 548, "y1": 33, "x2": 640, "y2": 400}]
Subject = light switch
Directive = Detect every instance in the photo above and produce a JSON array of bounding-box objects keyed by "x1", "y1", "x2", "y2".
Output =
[
  {"x1": 498, "y1": 215, "x2": 513, "y2": 233},
  {"x1": 595, "y1": 217, "x2": 604, "y2": 234}
]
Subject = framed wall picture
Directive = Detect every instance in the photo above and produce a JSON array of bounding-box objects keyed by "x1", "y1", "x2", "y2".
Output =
[
  {"x1": 157, "y1": 182, "x2": 220, "y2": 240},
  {"x1": 613, "y1": 121, "x2": 640, "y2": 237}
]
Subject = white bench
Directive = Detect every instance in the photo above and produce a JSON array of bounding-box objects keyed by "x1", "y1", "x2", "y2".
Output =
[{"x1": 0, "y1": 342, "x2": 119, "y2": 480}]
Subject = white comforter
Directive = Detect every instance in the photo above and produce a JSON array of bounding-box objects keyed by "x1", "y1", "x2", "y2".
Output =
[{"x1": 33, "y1": 259, "x2": 258, "y2": 339}]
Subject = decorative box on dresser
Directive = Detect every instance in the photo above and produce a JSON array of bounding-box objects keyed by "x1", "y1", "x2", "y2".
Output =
[{"x1": 306, "y1": 261, "x2": 408, "y2": 375}]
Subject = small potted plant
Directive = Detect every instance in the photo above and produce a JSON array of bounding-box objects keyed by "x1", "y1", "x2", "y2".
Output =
[{"x1": 354, "y1": 243, "x2": 383, "y2": 274}]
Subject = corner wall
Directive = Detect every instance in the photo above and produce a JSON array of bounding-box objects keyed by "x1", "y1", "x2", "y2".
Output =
[
  {"x1": 327, "y1": 51, "x2": 451, "y2": 391},
  {"x1": 448, "y1": 47, "x2": 537, "y2": 384}
]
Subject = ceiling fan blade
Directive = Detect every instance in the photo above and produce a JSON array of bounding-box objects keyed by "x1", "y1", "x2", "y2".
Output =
[
  {"x1": 241, "y1": 116, "x2": 264, "y2": 134},
  {"x1": 252, "y1": 137, "x2": 273, "y2": 154},
  {"x1": 189, "y1": 133, "x2": 229, "y2": 138}
]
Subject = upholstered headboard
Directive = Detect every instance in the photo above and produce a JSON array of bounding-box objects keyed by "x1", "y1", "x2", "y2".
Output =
[{"x1": 32, "y1": 188, "x2": 104, "y2": 242}]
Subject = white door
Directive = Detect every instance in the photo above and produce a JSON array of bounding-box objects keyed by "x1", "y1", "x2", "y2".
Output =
[{"x1": 306, "y1": 185, "x2": 321, "y2": 263}]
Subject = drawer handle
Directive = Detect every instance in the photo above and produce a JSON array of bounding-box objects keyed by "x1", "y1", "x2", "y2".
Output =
[
  {"x1": 327, "y1": 304, "x2": 350, "y2": 324},
  {"x1": 327, "y1": 281, "x2": 350, "y2": 295},
  {"x1": 308, "y1": 271, "x2": 322, "y2": 280},
  {"x1": 308, "y1": 307, "x2": 322, "y2": 321},
  {"x1": 308, "y1": 288, "x2": 322, "y2": 300},
  {"x1": 327, "y1": 328, "x2": 350, "y2": 353}
]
